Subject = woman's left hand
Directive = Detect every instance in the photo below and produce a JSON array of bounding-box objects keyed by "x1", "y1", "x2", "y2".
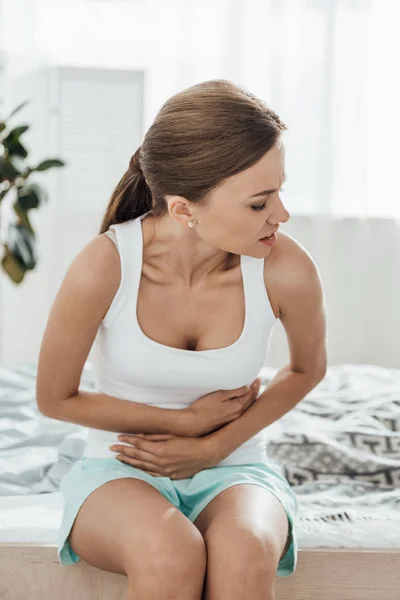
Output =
[{"x1": 109, "y1": 433, "x2": 218, "y2": 479}]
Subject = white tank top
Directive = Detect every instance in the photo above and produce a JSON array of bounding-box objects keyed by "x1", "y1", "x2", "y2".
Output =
[{"x1": 83, "y1": 213, "x2": 278, "y2": 466}]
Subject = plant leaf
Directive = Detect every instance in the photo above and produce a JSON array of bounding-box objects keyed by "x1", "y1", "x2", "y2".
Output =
[
  {"x1": 6, "y1": 223, "x2": 37, "y2": 271},
  {"x1": 2, "y1": 132, "x2": 28, "y2": 158},
  {"x1": 0, "y1": 157, "x2": 21, "y2": 182},
  {"x1": 35, "y1": 158, "x2": 66, "y2": 171},
  {"x1": 16, "y1": 183, "x2": 44, "y2": 211},
  {"x1": 8, "y1": 125, "x2": 29, "y2": 138},
  {"x1": 6, "y1": 101, "x2": 30, "y2": 120},
  {"x1": 1, "y1": 246, "x2": 26, "y2": 284},
  {"x1": 13, "y1": 202, "x2": 34, "y2": 235}
]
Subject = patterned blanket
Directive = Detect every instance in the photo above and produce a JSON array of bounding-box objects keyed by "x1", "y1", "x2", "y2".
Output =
[{"x1": 261, "y1": 364, "x2": 400, "y2": 528}]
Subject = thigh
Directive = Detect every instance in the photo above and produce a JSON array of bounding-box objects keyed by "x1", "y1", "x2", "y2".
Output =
[
  {"x1": 68, "y1": 477, "x2": 204, "y2": 576},
  {"x1": 194, "y1": 483, "x2": 290, "y2": 562}
]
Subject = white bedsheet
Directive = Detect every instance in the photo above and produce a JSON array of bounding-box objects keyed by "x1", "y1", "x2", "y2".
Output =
[{"x1": 0, "y1": 493, "x2": 400, "y2": 549}]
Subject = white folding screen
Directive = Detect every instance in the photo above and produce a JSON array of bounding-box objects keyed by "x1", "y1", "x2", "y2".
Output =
[{"x1": 0, "y1": 66, "x2": 144, "y2": 366}]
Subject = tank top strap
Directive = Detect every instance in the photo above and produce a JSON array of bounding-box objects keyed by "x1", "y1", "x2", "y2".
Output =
[
  {"x1": 240, "y1": 254, "x2": 277, "y2": 324},
  {"x1": 101, "y1": 213, "x2": 148, "y2": 327},
  {"x1": 109, "y1": 215, "x2": 144, "y2": 279}
]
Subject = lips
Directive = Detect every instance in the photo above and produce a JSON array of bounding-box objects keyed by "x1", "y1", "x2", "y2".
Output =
[{"x1": 260, "y1": 228, "x2": 279, "y2": 240}]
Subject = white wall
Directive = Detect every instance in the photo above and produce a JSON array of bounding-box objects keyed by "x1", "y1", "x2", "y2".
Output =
[{"x1": 270, "y1": 216, "x2": 400, "y2": 369}]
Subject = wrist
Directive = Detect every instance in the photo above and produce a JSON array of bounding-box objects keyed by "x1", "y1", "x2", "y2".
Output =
[
  {"x1": 202, "y1": 432, "x2": 222, "y2": 466},
  {"x1": 169, "y1": 408, "x2": 196, "y2": 437}
]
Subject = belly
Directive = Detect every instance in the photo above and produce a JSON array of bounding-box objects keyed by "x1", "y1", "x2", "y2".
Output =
[{"x1": 82, "y1": 427, "x2": 268, "y2": 467}]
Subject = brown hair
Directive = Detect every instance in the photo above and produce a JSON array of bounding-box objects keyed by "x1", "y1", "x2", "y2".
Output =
[{"x1": 99, "y1": 79, "x2": 287, "y2": 234}]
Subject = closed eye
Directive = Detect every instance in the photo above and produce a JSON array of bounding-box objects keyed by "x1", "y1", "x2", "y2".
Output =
[
  {"x1": 251, "y1": 187, "x2": 285, "y2": 211},
  {"x1": 251, "y1": 203, "x2": 267, "y2": 212}
]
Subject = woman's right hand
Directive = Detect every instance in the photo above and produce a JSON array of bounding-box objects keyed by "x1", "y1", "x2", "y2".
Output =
[{"x1": 182, "y1": 378, "x2": 261, "y2": 437}]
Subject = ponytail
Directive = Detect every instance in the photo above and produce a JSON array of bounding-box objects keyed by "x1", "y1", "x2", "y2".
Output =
[
  {"x1": 100, "y1": 80, "x2": 287, "y2": 235},
  {"x1": 99, "y1": 147, "x2": 153, "y2": 234}
]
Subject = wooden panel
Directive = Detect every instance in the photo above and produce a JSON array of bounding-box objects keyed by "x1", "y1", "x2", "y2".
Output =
[
  {"x1": 0, "y1": 545, "x2": 126, "y2": 600},
  {"x1": 0, "y1": 545, "x2": 399, "y2": 600},
  {"x1": 275, "y1": 548, "x2": 400, "y2": 600}
]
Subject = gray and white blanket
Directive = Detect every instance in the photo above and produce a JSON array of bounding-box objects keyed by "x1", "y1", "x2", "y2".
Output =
[
  {"x1": 1, "y1": 362, "x2": 399, "y2": 536},
  {"x1": 262, "y1": 364, "x2": 400, "y2": 537},
  {"x1": 0, "y1": 362, "x2": 94, "y2": 495}
]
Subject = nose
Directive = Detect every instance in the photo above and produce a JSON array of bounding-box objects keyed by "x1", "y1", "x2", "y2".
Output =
[
  {"x1": 268, "y1": 201, "x2": 290, "y2": 226},
  {"x1": 281, "y1": 206, "x2": 291, "y2": 223}
]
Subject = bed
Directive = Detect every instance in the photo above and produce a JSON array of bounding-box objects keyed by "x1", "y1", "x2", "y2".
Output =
[{"x1": 0, "y1": 362, "x2": 399, "y2": 599}]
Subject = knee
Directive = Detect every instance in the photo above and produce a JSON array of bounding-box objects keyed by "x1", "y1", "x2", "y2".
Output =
[
  {"x1": 207, "y1": 530, "x2": 279, "y2": 585},
  {"x1": 151, "y1": 528, "x2": 206, "y2": 581},
  {"x1": 235, "y1": 538, "x2": 277, "y2": 582},
  {"x1": 237, "y1": 537, "x2": 278, "y2": 583},
  {"x1": 125, "y1": 516, "x2": 206, "y2": 587}
]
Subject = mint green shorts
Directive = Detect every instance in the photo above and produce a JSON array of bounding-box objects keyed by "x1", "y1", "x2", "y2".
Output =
[{"x1": 58, "y1": 457, "x2": 299, "y2": 577}]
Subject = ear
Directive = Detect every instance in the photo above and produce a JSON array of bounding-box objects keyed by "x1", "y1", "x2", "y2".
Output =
[{"x1": 166, "y1": 195, "x2": 195, "y2": 227}]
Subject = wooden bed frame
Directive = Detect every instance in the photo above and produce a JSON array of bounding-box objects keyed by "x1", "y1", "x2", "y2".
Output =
[{"x1": 0, "y1": 545, "x2": 399, "y2": 599}]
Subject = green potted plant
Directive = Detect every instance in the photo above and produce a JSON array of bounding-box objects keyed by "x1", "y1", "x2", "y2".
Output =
[{"x1": 0, "y1": 101, "x2": 66, "y2": 284}]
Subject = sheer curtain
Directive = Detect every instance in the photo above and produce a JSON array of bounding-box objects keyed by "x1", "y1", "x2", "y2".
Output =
[
  {"x1": 1, "y1": 0, "x2": 399, "y2": 367},
  {"x1": 1, "y1": 0, "x2": 398, "y2": 219}
]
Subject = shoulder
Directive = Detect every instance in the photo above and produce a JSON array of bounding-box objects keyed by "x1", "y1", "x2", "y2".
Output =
[
  {"x1": 59, "y1": 233, "x2": 122, "y2": 317},
  {"x1": 75, "y1": 233, "x2": 120, "y2": 281},
  {"x1": 264, "y1": 230, "x2": 323, "y2": 319}
]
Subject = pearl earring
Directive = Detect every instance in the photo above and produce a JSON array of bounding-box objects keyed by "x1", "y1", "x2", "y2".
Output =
[{"x1": 188, "y1": 219, "x2": 195, "y2": 228}]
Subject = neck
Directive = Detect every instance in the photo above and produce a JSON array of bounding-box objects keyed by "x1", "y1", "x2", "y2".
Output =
[{"x1": 143, "y1": 214, "x2": 233, "y2": 286}]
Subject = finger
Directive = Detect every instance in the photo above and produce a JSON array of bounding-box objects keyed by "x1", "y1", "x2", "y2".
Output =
[
  {"x1": 226, "y1": 386, "x2": 250, "y2": 400},
  {"x1": 116, "y1": 455, "x2": 166, "y2": 476},
  {"x1": 112, "y1": 444, "x2": 164, "y2": 467},
  {"x1": 243, "y1": 384, "x2": 259, "y2": 401},
  {"x1": 228, "y1": 378, "x2": 260, "y2": 400},
  {"x1": 240, "y1": 387, "x2": 259, "y2": 409},
  {"x1": 115, "y1": 449, "x2": 165, "y2": 470},
  {"x1": 128, "y1": 437, "x2": 167, "y2": 456},
  {"x1": 136, "y1": 434, "x2": 174, "y2": 441},
  {"x1": 119, "y1": 434, "x2": 139, "y2": 444},
  {"x1": 241, "y1": 396, "x2": 255, "y2": 411},
  {"x1": 248, "y1": 379, "x2": 261, "y2": 397},
  {"x1": 118, "y1": 434, "x2": 172, "y2": 445},
  {"x1": 251, "y1": 382, "x2": 261, "y2": 399}
]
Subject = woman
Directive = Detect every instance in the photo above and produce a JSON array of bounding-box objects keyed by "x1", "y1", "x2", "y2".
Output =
[{"x1": 36, "y1": 79, "x2": 327, "y2": 600}]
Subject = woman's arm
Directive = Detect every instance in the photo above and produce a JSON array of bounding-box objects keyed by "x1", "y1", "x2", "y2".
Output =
[
  {"x1": 36, "y1": 234, "x2": 189, "y2": 436},
  {"x1": 205, "y1": 235, "x2": 328, "y2": 463},
  {"x1": 41, "y1": 389, "x2": 190, "y2": 436}
]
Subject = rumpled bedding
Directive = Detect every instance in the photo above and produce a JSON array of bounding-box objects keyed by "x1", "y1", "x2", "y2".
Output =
[
  {"x1": 262, "y1": 364, "x2": 400, "y2": 536},
  {"x1": 0, "y1": 362, "x2": 93, "y2": 495},
  {"x1": 0, "y1": 361, "x2": 399, "y2": 538}
]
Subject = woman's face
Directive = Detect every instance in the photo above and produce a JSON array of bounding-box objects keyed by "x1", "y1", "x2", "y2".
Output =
[{"x1": 193, "y1": 141, "x2": 290, "y2": 258}]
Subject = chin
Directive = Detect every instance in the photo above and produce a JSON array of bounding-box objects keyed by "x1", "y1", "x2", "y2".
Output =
[{"x1": 254, "y1": 247, "x2": 272, "y2": 259}]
